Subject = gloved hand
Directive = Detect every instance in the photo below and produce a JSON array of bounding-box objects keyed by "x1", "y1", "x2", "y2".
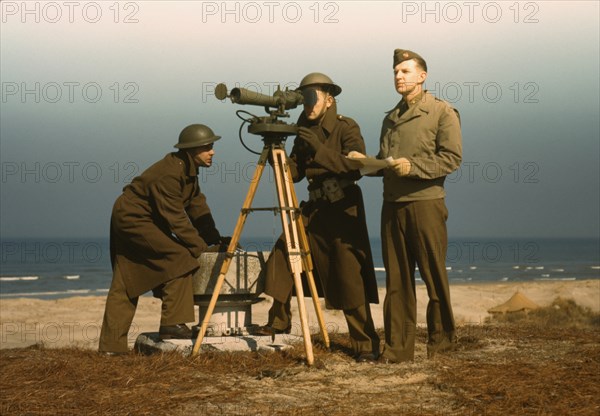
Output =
[
  {"x1": 298, "y1": 127, "x2": 322, "y2": 152},
  {"x1": 219, "y1": 236, "x2": 232, "y2": 252},
  {"x1": 218, "y1": 236, "x2": 243, "y2": 252},
  {"x1": 204, "y1": 245, "x2": 221, "y2": 253},
  {"x1": 204, "y1": 236, "x2": 233, "y2": 253}
]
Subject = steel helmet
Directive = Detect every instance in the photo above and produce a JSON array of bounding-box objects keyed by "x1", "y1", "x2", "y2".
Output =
[
  {"x1": 298, "y1": 72, "x2": 342, "y2": 97},
  {"x1": 175, "y1": 124, "x2": 221, "y2": 149}
]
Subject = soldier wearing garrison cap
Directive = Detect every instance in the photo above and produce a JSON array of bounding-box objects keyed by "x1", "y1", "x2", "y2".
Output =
[
  {"x1": 256, "y1": 72, "x2": 380, "y2": 363},
  {"x1": 351, "y1": 49, "x2": 462, "y2": 362},
  {"x1": 99, "y1": 124, "x2": 231, "y2": 355},
  {"x1": 393, "y1": 48, "x2": 427, "y2": 70},
  {"x1": 382, "y1": 49, "x2": 462, "y2": 362}
]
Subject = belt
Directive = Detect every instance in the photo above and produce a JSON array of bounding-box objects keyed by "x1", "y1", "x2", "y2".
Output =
[{"x1": 308, "y1": 178, "x2": 355, "y2": 202}]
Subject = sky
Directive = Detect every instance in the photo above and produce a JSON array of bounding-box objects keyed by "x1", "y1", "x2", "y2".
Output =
[{"x1": 1, "y1": 1, "x2": 599, "y2": 241}]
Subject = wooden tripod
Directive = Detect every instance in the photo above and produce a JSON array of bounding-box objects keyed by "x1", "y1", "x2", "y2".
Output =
[{"x1": 191, "y1": 140, "x2": 330, "y2": 365}]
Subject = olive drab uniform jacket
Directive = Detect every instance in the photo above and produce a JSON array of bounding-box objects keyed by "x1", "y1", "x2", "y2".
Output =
[
  {"x1": 378, "y1": 91, "x2": 462, "y2": 201},
  {"x1": 263, "y1": 103, "x2": 379, "y2": 310},
  {"x1": 110, "y1": 151, "x2": 220, "y2": 298}
]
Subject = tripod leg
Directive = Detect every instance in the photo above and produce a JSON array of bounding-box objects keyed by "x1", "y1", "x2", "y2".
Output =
[
  {"x1": 283, "y1": 158, "x2": 330, "y2": 349},
  {"x1": 191, "y1": 147, "x2": 269, "y2": 356},
  {"x1": 293, "y1": 207, "x2": 331, "y2": 350},
  {"x1": 271, "y1": 148, "x2": 314, "y2": 366}
]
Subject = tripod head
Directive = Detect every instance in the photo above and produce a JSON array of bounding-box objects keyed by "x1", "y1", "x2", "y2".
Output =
[{"x1": 215, "y1": 83, "x2": 317, "y2": 146}]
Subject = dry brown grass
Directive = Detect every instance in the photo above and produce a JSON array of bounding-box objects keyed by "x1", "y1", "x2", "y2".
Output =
[{"x1": 1, "y1": 298, "x2": 599, "y2": 415}]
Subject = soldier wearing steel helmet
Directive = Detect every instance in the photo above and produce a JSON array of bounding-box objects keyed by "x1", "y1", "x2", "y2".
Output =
[
  {"x1": 99, "y1": 124, "x2": 230, "y2": 355},
  {"x1": 257, "y1": 73, "x2": 380, "y2": 363}
]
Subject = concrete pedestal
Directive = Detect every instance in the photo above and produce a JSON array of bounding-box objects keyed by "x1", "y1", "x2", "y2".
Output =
[
  {"x1": 195, "y1": 296, "x2": 264, "y2": 336},
  {"x1": 192, "y1": 251, "x2": 270, "y2": 336},
  {"x1": 134, "y1": 332, "x2": 301, "y2": 355}
]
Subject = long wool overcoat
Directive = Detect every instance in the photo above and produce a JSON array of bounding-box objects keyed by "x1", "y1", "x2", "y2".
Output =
[
  {"x1": 264, "y1": 104, "x2": 379, "y2": 310},
  {"x1": 110, "y1": 151, "x2": 221, "y2": 298}
]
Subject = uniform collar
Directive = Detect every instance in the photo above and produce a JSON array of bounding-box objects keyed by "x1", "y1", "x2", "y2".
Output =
[
  {"x1": 174, "y1": 150, "x2": 199, "y2": 176},
  {"x1": 386, "y1": 90, "x2": 434, "y2": 122},
  {"x1": 298, "y1": 103, "x2": 337, "y2": 134},
  {"x1": 405, "y1": 91, "x2": 425, "y2": 108}
]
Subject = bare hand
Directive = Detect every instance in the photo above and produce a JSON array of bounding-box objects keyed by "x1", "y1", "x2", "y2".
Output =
[
  {"x1": 347, "y1": 151, "x2": 366, "y2": 159},
  {"x1": 389, "y1": 157, "x2": 412, "y2": 176}
]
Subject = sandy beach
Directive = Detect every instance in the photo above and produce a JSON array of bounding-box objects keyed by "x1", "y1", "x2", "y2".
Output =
[
  {"x1": 1, "y1": 280, "x2": 599, "y2": 415},
  {"x1": 1, "y1": 279, "x2": 598, "y2": 350}
]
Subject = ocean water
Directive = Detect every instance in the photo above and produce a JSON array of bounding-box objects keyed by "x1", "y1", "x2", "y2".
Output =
[{"x1": 1, "y1": 237, "x2": 598, "y2": 299}]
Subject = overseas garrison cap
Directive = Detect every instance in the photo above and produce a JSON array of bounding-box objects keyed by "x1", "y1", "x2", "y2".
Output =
[{"x1": 393, "y1": 49, "x2": 428, "y2": 71}]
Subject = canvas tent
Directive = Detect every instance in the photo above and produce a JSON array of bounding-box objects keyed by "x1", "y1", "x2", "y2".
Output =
[{"x1": 488, "y1": 291, "x2": 540, "y2": 314}]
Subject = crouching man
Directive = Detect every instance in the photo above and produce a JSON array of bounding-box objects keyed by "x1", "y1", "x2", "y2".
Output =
[{"x1": 99, "y1": 124, "x2": 230, "y2": 355}]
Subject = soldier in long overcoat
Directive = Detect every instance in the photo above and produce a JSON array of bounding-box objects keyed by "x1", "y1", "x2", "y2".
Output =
[
  {"x1": 99, "y1": 124, "x2": 229, "y2": 354},
  {"x1": 258, "y1": 73, "x2": 380, "y2": 362}
]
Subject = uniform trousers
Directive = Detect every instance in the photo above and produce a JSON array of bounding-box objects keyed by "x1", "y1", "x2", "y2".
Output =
[
  {"x1": 380, "y1": 198, "x2": 455, "y2": 362},
  {"x1": 268, "y1": 294, "x2": 380, "y2": 357},
  {"x1": 99, "y1": 263, "x2": 195, "y2": 353}
]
